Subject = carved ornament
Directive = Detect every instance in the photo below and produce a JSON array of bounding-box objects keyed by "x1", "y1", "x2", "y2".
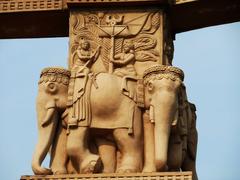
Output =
[
  {"x1": 143, "y1": 65, "x2": 184, "y2": 84},
  {"x1": 39, "y1": 67, "x2": 71, "y2": 85}
]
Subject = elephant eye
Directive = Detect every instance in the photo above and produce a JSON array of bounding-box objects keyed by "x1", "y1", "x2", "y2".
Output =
[
  {"x1": 147, "y1": 82, "x2": 154, "y2": 92},
  {"x1": 46, "y1": 83, "x2": 58, "y2": 94}
]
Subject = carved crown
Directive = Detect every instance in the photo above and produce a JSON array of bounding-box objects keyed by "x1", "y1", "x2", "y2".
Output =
[
  {"x1": 143, "y1": 65, "x2": 184, "y2": 83},
  {"x1": 39, "y1": 67, "x2": 71, "y2": 85}
]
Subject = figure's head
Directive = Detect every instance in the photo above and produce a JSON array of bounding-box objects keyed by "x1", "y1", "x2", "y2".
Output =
[
  {"x1": 123, "y1": 41, "x2": 134, "y2": 53},
  {"x1": 81, "y1": 40, "x2": 90, "y2": 50}
]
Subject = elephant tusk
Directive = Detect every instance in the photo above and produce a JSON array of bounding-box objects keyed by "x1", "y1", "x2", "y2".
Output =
[
  {"x1": 149, "y1": 105, "x2": 155, "y2": 123},
  {"x1": 41, "y1": 108, "x2": 56, "y2": 127},
  {"x1": 41, "y1": 100, "x2": 56, "y2": 127}
]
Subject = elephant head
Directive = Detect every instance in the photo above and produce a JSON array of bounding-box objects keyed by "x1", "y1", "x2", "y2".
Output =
[
  {"x1": 143, "y1": 65, "x2": 184, "y2": 171},
  {"x1": 32, "y1": 67, "x2": 70, "y2": 175}
]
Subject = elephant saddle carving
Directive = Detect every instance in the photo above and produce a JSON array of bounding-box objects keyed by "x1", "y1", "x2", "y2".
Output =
[{"x1": 66, "y1": 72, "x2": 143, "y2": 134}]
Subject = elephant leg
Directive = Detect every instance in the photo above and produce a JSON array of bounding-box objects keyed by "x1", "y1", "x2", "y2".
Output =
[
  {"x1": 67, "y1": 127, "x2": 100, "y2": 174},
  {"x1": 95, "y1": 137, "x2": 116, "y2": 173},
  {"x1": 142, "y1": 111, "x2": 156, "y2": 172},
  {"x1": 167, "y1": 134, "x2": 182, "y2": 171},
  {"x1": 113, "y1": 128, "x2": 142, "y2": 173},
  {"x1": 182, "y1": 154, "x2": 198, "y2": 180},
  {"x1": 50, "y1": 123, "x2": 68, "y2": 174}
]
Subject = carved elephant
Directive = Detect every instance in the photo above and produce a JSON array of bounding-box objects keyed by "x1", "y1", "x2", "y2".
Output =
[
  {"x1": 32, "y1": 65, "x2": 192, "y2": 176},
  {"x1": 142, "y1": 67, "x2": 198, "y2": 180},
  {"x1": 141, "y1": 65, "x2": 184, "y2": 172},
  {"x1": 66, "y1": 64, "x2": 185, "y2": 174},
  {"x1": 31, "y1": 67, "x2": 143, "y2": 174},
  {"x1": 66, "y1": 72, "x2": 143, "y2": 173},
  {"x1": 31, "y1": 67, "x2": 74, "y2": 175}
]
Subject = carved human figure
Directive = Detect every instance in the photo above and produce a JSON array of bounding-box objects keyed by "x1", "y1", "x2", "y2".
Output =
[
  {"x1": 67, "y1": 39, "x2": 101, "y2": 173},
  {"x1": 111, "y1": 41, "x2": 137, "y2": 77},
  {"x1": 68, "y1": 39, "x2": 100, "y2": 126}
]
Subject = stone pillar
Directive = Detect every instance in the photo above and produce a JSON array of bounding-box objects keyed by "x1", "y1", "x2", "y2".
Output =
[{"x1": 28, "y1": 1, "x2": 197, "y2": 179}]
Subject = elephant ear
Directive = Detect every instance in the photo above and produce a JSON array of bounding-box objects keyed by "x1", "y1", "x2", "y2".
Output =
[
  {"x1": 177, "y1": 86, "x2": 197, "y2": 161},
  {"x1": 187, "y1": 103, "x2": 198, "y2": 161}
]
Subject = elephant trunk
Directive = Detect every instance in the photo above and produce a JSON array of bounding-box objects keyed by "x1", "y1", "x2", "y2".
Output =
[
  {"x1": 32, "y1": 103, "x2": 58, "y2": 175},
  {"x1": 151, "y1": 79, "x2": 180, "y2": 171}
]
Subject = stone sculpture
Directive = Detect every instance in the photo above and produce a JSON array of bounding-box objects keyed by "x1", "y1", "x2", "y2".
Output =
[
  {"x1": 142, "y1": 65, "x2": 183, "y2": 172},
  {"x1": 32, "y1": 68, "x2": 71, "y2": 175},
  {"x1": 31, "y1": 6, "x2": 198, "y2": 180}
]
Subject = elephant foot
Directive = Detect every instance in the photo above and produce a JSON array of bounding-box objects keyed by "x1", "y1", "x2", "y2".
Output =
[
  {"x1": 53, "y1": 168, "x2": 67, "y2": 175},
  {"x1": 158, "y1": 165, "x2": 168, "y2": 172},
  {"x1": 142, "y1": 166, "x2": 156, "y2": 173},
  {"x1": 80, "y1": 154, "x2": 102, "y2": 174},
  {"x1": 116, "y1": 168, "x2": 138, "y2": 173},
  {"x1": 32, "y1": 166, "x2": 53, "y2": 175}
]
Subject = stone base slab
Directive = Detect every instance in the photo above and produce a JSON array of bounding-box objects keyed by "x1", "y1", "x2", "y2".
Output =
[{"x1": 21, "y1": 172, "x2": 192, "y2": 180}]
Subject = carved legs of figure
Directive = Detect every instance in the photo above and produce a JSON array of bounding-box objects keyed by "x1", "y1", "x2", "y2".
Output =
[{"x1": 66, "y1": 127, "x2": 100, "y2": 173}]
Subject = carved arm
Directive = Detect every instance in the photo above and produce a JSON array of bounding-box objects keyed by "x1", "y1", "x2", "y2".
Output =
[{"x1": 112, "y1": 53, "x2": 135, "y2": 65}]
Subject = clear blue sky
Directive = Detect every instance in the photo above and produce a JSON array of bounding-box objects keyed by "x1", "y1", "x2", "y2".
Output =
[{"x1": 0, "y1": 22, "x2": 239, "y2": 180}]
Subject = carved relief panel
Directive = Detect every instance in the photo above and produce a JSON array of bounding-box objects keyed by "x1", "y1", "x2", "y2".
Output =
[{"x1": 68, "y1": 9, "x2": 168, "y2": 76}]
